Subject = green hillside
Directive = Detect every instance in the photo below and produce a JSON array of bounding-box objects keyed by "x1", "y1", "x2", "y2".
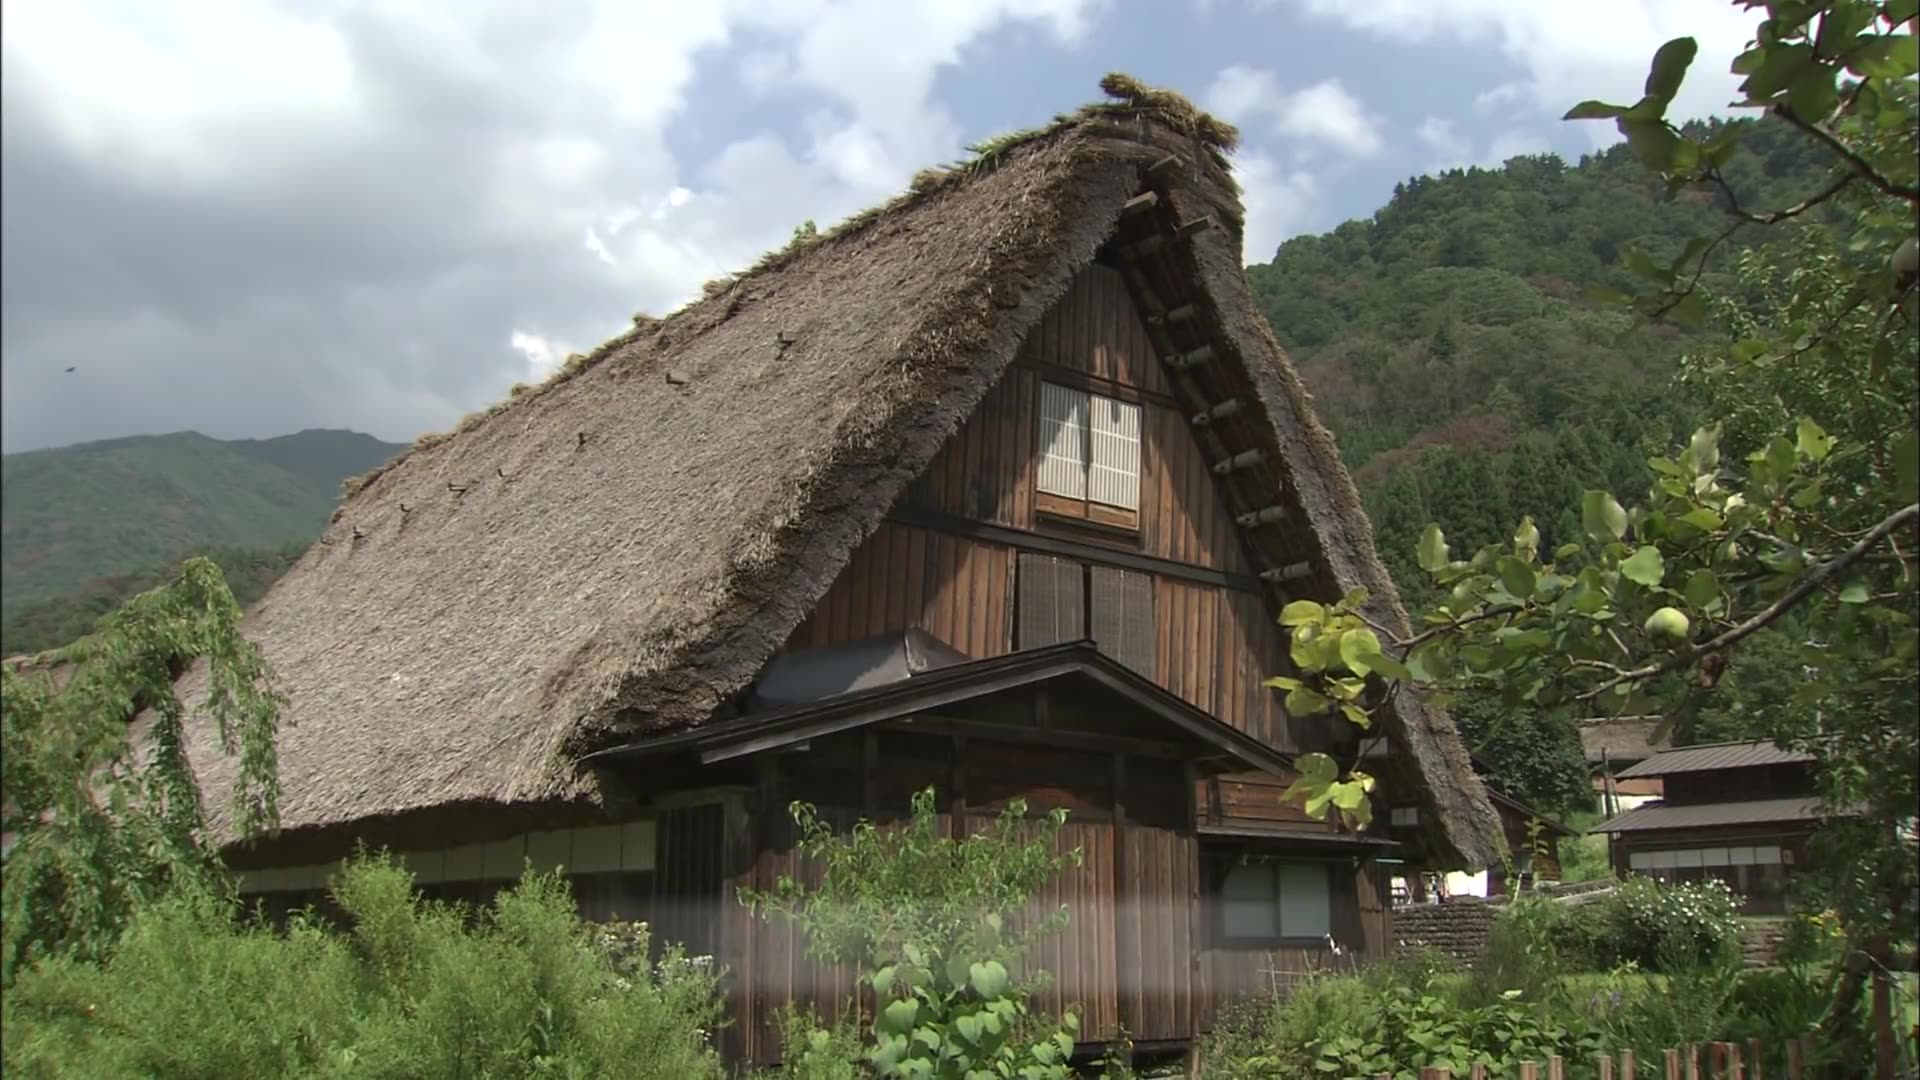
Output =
[
  {"x1": 0, "y1": 429, "x2": 401, "y2": 646},
  {"x1": 1247, "y1": 115, "x2": 1839, "y2": 604}
]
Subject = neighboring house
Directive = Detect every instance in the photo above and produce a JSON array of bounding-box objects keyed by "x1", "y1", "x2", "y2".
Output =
[
  {"x1": 144, "y1": 80, "x2": 1502, "y2": 1066},
  {"x1": 1593, "y1": 740, "x2": 1840, "y2": 914},
  {"x1": 1383, "y1": 753, "x2": 1572, "y2": 903},
  {"x1": 1579, "y1": 714, "x2": 1670, "y2": 813}
]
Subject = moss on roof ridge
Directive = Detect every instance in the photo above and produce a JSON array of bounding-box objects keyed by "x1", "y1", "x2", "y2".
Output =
[{"x1": 345, "y1": 73, "x2": 1232, "y2": 501}]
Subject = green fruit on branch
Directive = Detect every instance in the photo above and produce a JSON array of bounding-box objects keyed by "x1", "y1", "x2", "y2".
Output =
[{"x1": 1644, "y1": 606, "x2": 1691, "y2": 644}]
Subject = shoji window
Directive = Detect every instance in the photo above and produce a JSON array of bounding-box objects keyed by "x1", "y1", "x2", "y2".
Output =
[{"x1": 1035, "y1": 381, "x2": 1141, "y2": 528}]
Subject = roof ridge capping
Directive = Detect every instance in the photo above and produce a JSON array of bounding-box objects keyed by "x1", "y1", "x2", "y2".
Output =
[{"x1": 338, "y1": 73, "x2": 1241, "y2": 502}]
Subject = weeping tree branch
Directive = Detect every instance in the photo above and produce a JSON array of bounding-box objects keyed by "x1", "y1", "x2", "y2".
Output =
[{"x1": 1576, "y1": 502, "x2": 1920, "y2": 700}]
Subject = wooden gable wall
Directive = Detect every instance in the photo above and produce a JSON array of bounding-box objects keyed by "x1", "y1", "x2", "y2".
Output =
[{"x1": 781, "y1": 261, "x2": 1343, "y2": 828}]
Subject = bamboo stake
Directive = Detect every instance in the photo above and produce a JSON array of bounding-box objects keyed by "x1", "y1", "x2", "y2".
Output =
[
  {"x1": 1549, "y1": 1055, "x2": 1565, "y2": 1080},
  {"x1": 1622, "y1": 1048, "x2": 1637, "y2": 1080},
  {"x1": 1599, "y1": 1053, "x2": 1616, "y2": 1080},
  {"x1": 1688, "y1": 1043, "x2": 1701, "y2": 1080},
  {"x1": 1665, "y1": 1048, "x2": 1682, "y2": 1080},
  {"x1": 1786, "y1": 1037, "x2": 1804, "y2": 1080},
  {"x1": 1747, "y1": 1037, "x2": 1762, "y2": 1080},
  {"x1": 1521, "y1": 1063, "x2": 1540, "y2": 1080}
]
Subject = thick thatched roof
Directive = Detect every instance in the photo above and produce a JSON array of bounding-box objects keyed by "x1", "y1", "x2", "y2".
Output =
[{"x1": 162, "y1": 76, "x2": 1503, "y2": 869}]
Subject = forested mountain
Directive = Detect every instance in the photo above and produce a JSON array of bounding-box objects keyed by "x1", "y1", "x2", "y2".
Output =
[
  {"x1": 1249, "y1": 116, "x2": 1838, "y2": 605},
  {"x1": 0, "y1": 429, "x2": 401, "y2": 653},
  {"x1": 1243, "y1": 115, "x2": 1844, "y2": 817}
]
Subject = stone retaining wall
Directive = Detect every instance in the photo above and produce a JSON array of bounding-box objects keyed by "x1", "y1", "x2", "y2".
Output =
[{"x1": 1392, "y1": 899, "x2": 1498, "y2": 963}]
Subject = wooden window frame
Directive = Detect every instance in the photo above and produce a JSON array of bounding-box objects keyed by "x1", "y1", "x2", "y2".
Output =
[
  {"x1": 1034, "y1": 381, "x2": 1141, "y2": 533},
  {"x1": 1211, "y1": 856, "x2": 1338, "y2": 948}
]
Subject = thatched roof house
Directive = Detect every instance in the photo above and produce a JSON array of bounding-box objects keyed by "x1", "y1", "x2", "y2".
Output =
[{"x1": 163, "y1": 75, "x2": 1502, "y2": 875}]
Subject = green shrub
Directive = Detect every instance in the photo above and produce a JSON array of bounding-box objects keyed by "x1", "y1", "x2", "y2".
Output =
[
  {"x1": 1600, "y1": 877, "x2": 1742, "y2": 972},
  {"x1": 2, "y1": 854, "x2": 725, "y2": 1079},
  {"x1": 740, "y1": 788, "x2": 1084, "y2": 1079}
]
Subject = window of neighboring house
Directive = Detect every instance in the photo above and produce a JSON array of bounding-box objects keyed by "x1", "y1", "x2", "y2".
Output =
[
  {"x1": 1220, "y1": 859, "x2": 1333, "y2": 942},
  {"x1": 1037, "y1": 381, "x2": 1141, "y2": 530}
]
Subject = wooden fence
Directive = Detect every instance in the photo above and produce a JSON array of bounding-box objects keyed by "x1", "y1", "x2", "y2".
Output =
[{"x1": 1380, "y1": 1036, "x2": 1820, "y2": 1079}]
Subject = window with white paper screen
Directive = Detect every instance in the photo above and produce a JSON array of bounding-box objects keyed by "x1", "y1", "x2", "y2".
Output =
[
  {"x1": 1088, "y1": 395, "x2": 1141, "y2": 510},
  {"x1": 1037, "y1": 382, "x2": 1089, "y2": 499}
]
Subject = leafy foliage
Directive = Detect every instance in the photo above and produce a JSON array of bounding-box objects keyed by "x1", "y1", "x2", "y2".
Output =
[
  {"x1": 1, "y1": 856, "x2": 726, "y2": 1079},
  {"x1": 1274, "y1": 5, "x2": 1918, "y2": 971},
  {"x1": 1, "y1": 557, "x2": 284, "y2": 982},
  {"x1": 740, "y1": 789, "x2": 1086, "y2": 1079}
]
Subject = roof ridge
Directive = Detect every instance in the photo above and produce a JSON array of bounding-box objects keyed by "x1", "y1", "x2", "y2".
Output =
[{"x1": 338, "y1": 72, "x2": 1236, "y2": 506}]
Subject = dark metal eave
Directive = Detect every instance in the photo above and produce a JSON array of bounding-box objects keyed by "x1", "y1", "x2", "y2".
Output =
[
  {"x1": 578, "y1": 640, "x2": 1296, "y2": 777},
  {"x1": 1196, "y1": 822, "x2": 1400, "y2": 853}
]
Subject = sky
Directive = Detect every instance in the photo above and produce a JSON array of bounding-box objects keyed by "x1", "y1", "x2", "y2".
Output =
[{"x1": 0, "y1": 0, "x2": 1762, "y2": 454}]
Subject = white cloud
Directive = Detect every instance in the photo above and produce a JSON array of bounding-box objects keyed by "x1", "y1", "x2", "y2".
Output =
[
  {"x1": 0, "y1": 0, "x2": 1110, "y2": 451},
  {"x1": 1206, "y1": 66, "x2": 1384, "y2": 157},
  {"x1": 1473, "y1": 81, "x2": 1524, "y2": 112},
  {"x1": 510, "y1": 330, "x2": 574, "y2": 378},
  {"x1": 1417, "y1": 116, "x2": 1472, "y2": 170},
  {"x1": 1416, "y1": 115, "x2": 1548, "y2": 174},
  {"x1": 1234, "y1": 151, "x2": 1321, "y2": 265},
  {"x1": 1284, "y1": 0, "x2": 1758, "y2": 141}
]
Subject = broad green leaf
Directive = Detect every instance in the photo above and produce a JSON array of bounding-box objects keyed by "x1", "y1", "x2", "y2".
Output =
[
  {"x1": 880, "y1": 998, "x2": 921, "y2": 1035},
  {"x1": 1815, "y1": 0, "x2": 1877, "y2": 55},
  {"x1": 1643, "y1": 37, "x2": 1698, "y2": 104},
  {"x1": 1845, "y1": 34, "x2": 1920, "y2": 78},
  {"x1": 1553, "y1": 542, "x2": 1583, "y2": 562},
  {"x1": 1407, "y1": 640, "x2": 1453, "y2": 683},
  {"x1": 1683, "y1": 569, "x2": 1720, "y2": 611},
  {"x1": 872, "y1": 965, "x2": 898, "y2": 995},
  {"x1": 1417, "y1": 524, "x2": 1450, "y2": 573},
  {"x1": 1368, "y1": 650, "x2": 1412, "y2": 683},
  {"x1": 1563, "y1": 100, "x2": 1629, "y2": 120},
  {"x1": 1731, "y1": 45, "x2": 1766, "y2": 75},
  {"x1": 1582, "y1": 490, "x2": 1628, "y2": 541},
  {"x1": 1678, "y1": 508, "x2": 1724, "y2": 531},
  {"x1": 1795, "y1": 417, "x2": 1833, "y2": 461},
  {"x1": 1286, "y1": 686, "x2": 1331, "y2": 716},
  {"x1": 1340, "y1": 703, "x2": 1372, "y2": 730},
  {"x1": 1620, "y1": 546, "x2": 1665, "y2": 587},
  {"x1": 1262, "y1": 676, "x2": 1304, "y2": 691},
  {"x1": 969, "y1": 960, "x2": 1010, "y2": 999},
  {"x1": 1786, "y1": 64, "x2": 1839, "y2": 121},
  {"x1": 1894, "y1": 429, "x2": 1919, "y2": 503},
  {"x1": 953, "y1": 1012, "x2": 983, "y2": 1045},
  {"x1": 1496, "y1": 556, "x2": 1537, "y2": 601},
  {"x1": 1682, "y1": 425, "x2": 1722, "y2": 476},
  {"x1": 1617, "y1": 118, "x2": 1681, "y2": 172},
  {"x1": 1294, "y1": 752, "x2": 1337, "y2": 787},
  {"x1": 1340, "y1": 586, "x2": 1370, "y2": 610},
  {"x1": 1338, "y1": 627, "x2": 1385, "y2": 676},
  {"x1": 1838, "y1": 581, "x2": 1871, "y2": 604},
  {"x1": 1742, "y1": 42, "x2": 1814, "y2": 99},
  {"x1": 1330, "y1": 780, "x2": 1370, "y2": 811},
  {"x1": 1280, "y1": 599, "x2": 1325, "y2": 627},
  {"x1": 1666, "y1": 290, "x2": 1708, "y2": 325},
  {"x1": 1621, "y1": 246, "x2": 1670, "y2": 283},
  {"x1": 1513, "y1": 516, "x2": 1540, "y2": 558}
]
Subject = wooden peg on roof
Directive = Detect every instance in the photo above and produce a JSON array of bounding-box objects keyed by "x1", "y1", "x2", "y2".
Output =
[
  {"x1": 448, "y1": 480, "x2": 470, "y2": 496},
  {"x1": 1235, "y1": 505, "x2": 1287, "y2": 528},
  {"x1": 1147, "y1": 304, "x2": 1196, "y2": 327},
  {"x1": 1212, "y1": 447, "x2": 1266, "y2": 474},
  {"x1": 1177, "y1": 216, "x2": 1214, "y2": 239},
  {"x1": 1261, "y1": 561, "x2": 1313, "y2": 584},
  {"x1": 1192, "y1": 398, "x2": 1243, "y2": 426},
  {"x1": 1121, "y1": 191, "x2": 1159, "y2": 215},
  {"x1": 1148, "y1": 154, "x2": 1182, "y2": 176},
  {"x1": 1165, "y1": 344, "x2": 1214, "y2": 371}
]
